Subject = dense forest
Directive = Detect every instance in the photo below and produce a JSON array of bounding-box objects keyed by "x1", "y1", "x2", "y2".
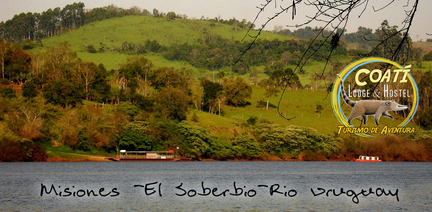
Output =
[{"x1": 1, "y1": 3, "x2": 432, "y2": 162}]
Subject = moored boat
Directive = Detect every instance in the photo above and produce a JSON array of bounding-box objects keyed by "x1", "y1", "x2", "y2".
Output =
[{"x1": 355, "y1": 155, "x2": 382, "y2": 162}]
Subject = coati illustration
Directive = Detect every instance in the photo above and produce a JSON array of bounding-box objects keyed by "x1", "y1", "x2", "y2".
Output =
[{"x1": 338, "y1": 75, "x2": 409, "y2": 126}]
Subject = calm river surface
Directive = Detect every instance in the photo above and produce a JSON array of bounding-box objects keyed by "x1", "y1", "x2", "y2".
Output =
[{"x1": 0, "y1": 161, "x2": 431, "y2": 211}]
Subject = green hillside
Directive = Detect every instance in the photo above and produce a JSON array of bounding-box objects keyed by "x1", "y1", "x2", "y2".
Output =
[
  {"x1": 33, "y1": 15, "x2": 346, "y2": 87},
  {"x1": 25, "y1": 15, "x2": 347, "y2": 136},
  {"x1": 36, "y1": 16, "x2": 288, "y2": 70},
  {"x1": 31, "y1": 15, "x2": 420, "y2": 136}
]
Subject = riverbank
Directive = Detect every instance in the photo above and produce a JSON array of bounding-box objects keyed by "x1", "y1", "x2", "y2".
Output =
[
  {"x1": 17, "y1": 144, "x2": 432, "y2": 163},
  {"x1": 44, "y1": 153, "x2": 432, "y2": 162}
]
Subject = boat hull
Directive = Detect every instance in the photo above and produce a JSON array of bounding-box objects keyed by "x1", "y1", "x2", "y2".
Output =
[{"x1": 354, "y1": 159, "x2": 382, "y2": 162}]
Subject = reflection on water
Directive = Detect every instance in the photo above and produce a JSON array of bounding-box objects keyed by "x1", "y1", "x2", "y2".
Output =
[{"x1": 0, "y1": 162, "x2": 431, "y2": 211}]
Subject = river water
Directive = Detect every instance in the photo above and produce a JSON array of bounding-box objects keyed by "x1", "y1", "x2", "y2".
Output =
[{"x1": 0, "y1": 161, "x2": 431, "y2": 211}]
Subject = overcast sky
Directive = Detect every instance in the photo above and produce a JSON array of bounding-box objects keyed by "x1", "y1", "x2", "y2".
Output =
[{"x1": 1, "y1": 0, "x2": 431, "y2": 41}]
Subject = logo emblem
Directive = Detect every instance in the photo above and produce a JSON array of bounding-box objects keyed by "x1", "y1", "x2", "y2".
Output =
[{"x1": 331, "y1": 57, "x2": 419, "y2": 137}]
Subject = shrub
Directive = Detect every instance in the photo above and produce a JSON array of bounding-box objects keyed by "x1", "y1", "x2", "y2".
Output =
[
  {"x1": 231, "y1": 134, "x2": 262, "y2": 159},
  {"x1": 22, "y1": 80, "x2": 38, "y2": 99},
  {"x1": 1, "y1": 87, "x2": 16, "y2": 98},
  {"x1": 177, "y1": 121, "x2": 214, "y2": 159},
  {"x1": 76, "y1": 129, "x2": 91, "y2": 151},
  {"x1": 86, "y1": 44, "x2": 97, "y2": 53},
  {"x1": 246, "y1": 116, "x2": 258, "y2": 126},
  {"x1": 115, "y1": 101, "x2": 140, "y2": 117},
  {"x1": 254, "y1": 124, "x2": 339, "y2": 158},
  {"x1": 0, "y1": 136, "x2": 47, "y2": 162}
]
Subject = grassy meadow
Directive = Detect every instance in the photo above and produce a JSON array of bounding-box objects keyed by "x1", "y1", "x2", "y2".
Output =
[{"x1": 35, "y1": 16, "x2": 287, "y2": 70}]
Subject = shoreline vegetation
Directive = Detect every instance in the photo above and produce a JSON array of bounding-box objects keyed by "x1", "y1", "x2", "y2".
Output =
[
  {"x1": 39, "y1": 133, "x2": 432, "y2": 162},
  {"x1": 44, "y1": 155, "x2": 432, "y2": 162},
  {"x1": 1, "y1": 4, "x2": 432, "y2": 163}
]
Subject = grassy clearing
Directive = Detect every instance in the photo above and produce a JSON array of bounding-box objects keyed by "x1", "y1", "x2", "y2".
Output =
[
  {"x1": 189, "y1": 86, "x2": 418, "y2": 137},
  {"x1": 39, "y1": 16, "x2": 288, "y2": 52},
  {"x1": 186, "y1": 110, "x2": 242, "y2": 139},
  {"x1": 417, "y1": 61, "x2": 432, "y2": 71},
  {"x1": 188, "y1": 88, "x2": 341, "y2": 136}
]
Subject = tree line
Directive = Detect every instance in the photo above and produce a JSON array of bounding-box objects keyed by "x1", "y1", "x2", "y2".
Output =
[
  {"x1": 0, "y1": 3, "x2": 85, "y2": 41},
  {"x1": 277, "y1": 20, "x2": 417, "y2": 61},
  {"x1": 115, "y1": 34, "x2": 346, "y2": 74}
]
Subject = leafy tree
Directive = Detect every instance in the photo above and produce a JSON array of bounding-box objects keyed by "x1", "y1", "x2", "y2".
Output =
[
  {"x1": 117, "y1": 121, "x2": 154, "y2": 151},
  {"x1": 118, "y1": 129, "x2": 153, "y2": 150},
  {"x1": 167, "y1": 12, "x2": 176, "y2": 21},
  {"x1": 76, "y1": 129, "x2": 91, "y2": 151},
  {"x1": 154, "y1": 86, "x2": 189, "y2": 121},
  {"x1": 4, "y1": 45, "x2": 31, "y2": 84},
  {"x1": 201, "y1": 79, "x2": 223, "y2": 112},
  {"x1": 151, "y1": 67, "x2": 189, "y2": 90},
  {"x1": 223, "y1": 77, "x2": 252, "y2": 107},
  {"x1": 118, "y1": 56, "x2": 153, "y2": 95},
  {"x1": 342, "y1": 26, "x2": 376, "y2": 50},
  {"x1": 115, "y1": 101, "x2": 140, "y2": 117},
  {"x1": 372, "y1": 20, "x2": 412, "y2": 62},
  {"x1": 41, "y1": 42, "x2": 77, "y2": 83},
  {"x1": 259, "y1": 78, "x2": 279, "y2": 111},
  {"x1": 22, "y1": 80, "x2": 38, "y2": 99},
  {"x1": 152, "y1": 9, "x2": 160, "y2": 17},
  {"x1": 43, "y1": 80, "x2": 83, "y2": 107},
  {"x1": 90, "y1": 64, "x2": 111, "y2": 103},
  {"x1": 270, "y1": 68, "x2": 301, "y2": 89},
  {"x1": 177, "y1": 121, "x2": 214, "y2": 159},
  {"x1": 130, "y1": 93, "x2": 153, "y2": 111},
  {"x1": 265, "y1": 61, "x2": 284, "y2": 75}
]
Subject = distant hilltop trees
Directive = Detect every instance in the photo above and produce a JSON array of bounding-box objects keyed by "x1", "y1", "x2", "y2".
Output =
[{"x1": 0, "y1": 2, "x2": 255, "y2": 43}]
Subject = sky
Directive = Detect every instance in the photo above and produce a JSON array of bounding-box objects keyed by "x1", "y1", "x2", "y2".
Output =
[{"x1": 0, "y1": 0, "x2": 431, "y2": 41}]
